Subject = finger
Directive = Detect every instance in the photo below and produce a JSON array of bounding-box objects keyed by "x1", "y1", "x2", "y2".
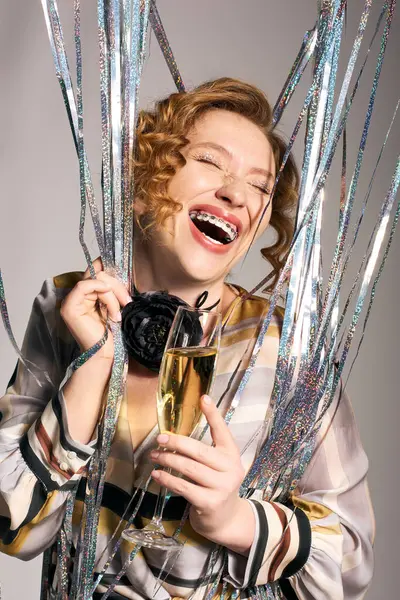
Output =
[
  {"x1": 96, "y1": 271, "x2": 132, "y2": 307},
  {"x1": 150, "y1": 449, "x2": 220, "y2": 488},
  {"x1": 151, "y1": 469, "x2": 208, "y2": 508},
  {"x1": 200, "y1": 395, "x2": 237, "y2": 450},
  {"x1": 156, "y1": 434, "x2": 229, "y2": 472},
  {"x1": 83, "y1": 257, "x2": 104, "y2": 279},
  {"x1": 68, "y1": 280, "x2": 121, "y2": 322},
  {"x1": 67, "y1": 279, "x2": 111, "y2": 301},
  {"x1": 96, "y1": 290, "x2": 123, "y2": 323},
  {"x1": 82, "y1": 259, "x2": 132, "y2": 308}
]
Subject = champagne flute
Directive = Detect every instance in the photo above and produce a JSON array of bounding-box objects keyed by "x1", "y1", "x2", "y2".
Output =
[{"x1": 122, "y1": 306, "x2": 222, "y2": 550}]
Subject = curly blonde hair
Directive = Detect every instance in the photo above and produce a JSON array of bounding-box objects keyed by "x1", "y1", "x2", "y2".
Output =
[{"x1": 134, "y1": 77, "x2": 299, "y2": 290}]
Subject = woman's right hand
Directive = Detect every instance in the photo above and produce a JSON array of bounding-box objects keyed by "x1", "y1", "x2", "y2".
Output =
[{"x1": 60, "y1": 258, "x2": 132, "y2": 361}]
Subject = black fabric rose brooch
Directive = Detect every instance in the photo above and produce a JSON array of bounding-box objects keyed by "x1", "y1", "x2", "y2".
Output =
[{"x1": 121, "y1": 290, "x2": 211, "y2": 372}]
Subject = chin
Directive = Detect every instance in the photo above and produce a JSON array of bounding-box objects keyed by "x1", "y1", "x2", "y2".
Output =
[{"x1": 172, "y1": 225, "x2": 242, "y2": 282}]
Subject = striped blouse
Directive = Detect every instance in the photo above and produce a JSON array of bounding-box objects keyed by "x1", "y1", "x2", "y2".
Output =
[{"x1": 0, "y1": 272, "x2": 374, "y2": 599}]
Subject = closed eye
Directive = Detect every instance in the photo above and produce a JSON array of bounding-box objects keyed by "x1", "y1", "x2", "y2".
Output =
[
  {"x1": 199, "y1": 158, "x2": 219, "y2": 167},
  {"x1": 251, "y1": 183, "x2": 272, "y2": 195},
  {"x1": 193, "y1": 153, "x2": 223, "y2": 169}
]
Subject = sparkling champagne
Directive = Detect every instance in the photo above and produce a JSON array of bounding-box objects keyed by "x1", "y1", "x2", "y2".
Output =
[{"x1": 157, "y1": 346, "x2": 217, "y2": 436}]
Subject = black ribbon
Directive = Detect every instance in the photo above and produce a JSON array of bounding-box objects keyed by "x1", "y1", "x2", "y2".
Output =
[{"x1": 194, "y1": 290, "x2": 220, "y2": 311}]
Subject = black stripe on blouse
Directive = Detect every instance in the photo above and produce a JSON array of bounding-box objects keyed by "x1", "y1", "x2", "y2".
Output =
[
  {"x1": 248, "y1": 500, "x2": 269, "y2": 588},
  {"x1": 280, "y1": 504, "x2": 311, "y2": 579},
  {"x1": 76, "y1": 479, "x2": 188, "y2": 521},
  {"x1": 0, "y1": 363, "x2": 18, "y2": 424},
  {"x1": 279, "y1": 578, "x2": 300, "y2": 599},
  {"x1": 6, "y1": 362, "x2": 18, "y2": 391},
  {"x1": 149, "y1": 563, "x2": 221, "y2": 589}
]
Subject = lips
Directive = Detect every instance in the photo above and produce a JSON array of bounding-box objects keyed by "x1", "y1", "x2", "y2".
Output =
[{"x1": 188, "y1": 204, "x2": 243, "y2": 254}]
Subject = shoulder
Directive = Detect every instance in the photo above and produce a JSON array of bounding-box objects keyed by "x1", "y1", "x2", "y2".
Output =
[
  {"x1": 222, "y1": 284, "x2": 284, "y2": 351},
  {"x1": 32, "y1": 270, "x2": 84, "y2": 345},
  {"x1": 33, "y1": 270, "x2": 85, "y2": 314},
  {"x1": 53, "y1": 271, "x2": 85, "y2": 291},
  {"x1": 227, "y1": 283, "x2": 284, "y2": 333}
]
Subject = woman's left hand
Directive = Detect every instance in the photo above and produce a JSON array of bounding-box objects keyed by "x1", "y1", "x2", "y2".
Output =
[{"x1": 149, "y1": 395, "x2": 246, "y2": 543}]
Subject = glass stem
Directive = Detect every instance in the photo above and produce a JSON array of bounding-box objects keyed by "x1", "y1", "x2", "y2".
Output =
[{"x1": 151, "y1": 483, "x2": 168, "y2": 528}]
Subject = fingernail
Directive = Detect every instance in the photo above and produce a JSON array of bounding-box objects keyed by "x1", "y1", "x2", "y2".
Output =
[
  {"x1": 126, "y1": 295, "x2": 133, "y2": 304},
  {"x1": 115, "y1": 311, "x2": 122, "y2": 322},
  {"x1": 157, "y1": 434, "x2": 169, "y2": 444},
  {"x1": 150, "y1": 450, "x2": 160, "y2": 460},
  {"x1": 203, "y1": 395, "x2": 212, "y2": 405},
  {"x1": 152, "y1": 470, "x2": 161, "y2": 479}
]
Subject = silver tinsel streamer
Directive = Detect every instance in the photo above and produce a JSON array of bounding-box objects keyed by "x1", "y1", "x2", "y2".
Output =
[
  {"x1": 239, "y1": 0, "x2": 396, "y2": 497},
  {"x1": 42, "y1": 0, "x2": 106, "y2": 273},
  {"x1": 149, "y1": 0, "x2": 185, "y2": 92},
  {"x1": 272, "y1": 26, "x2": 318, "y2": 127},
  {"x1": 37, "y1": 1, "x2": 150, "y2": 598},
  {"x1": 0, "y1": 1, "x2": 398, "y2": 599}
]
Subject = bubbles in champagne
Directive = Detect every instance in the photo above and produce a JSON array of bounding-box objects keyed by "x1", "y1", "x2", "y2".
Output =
[{"x1": 157, "y1": 347, "x2": 217, "y2": 436}]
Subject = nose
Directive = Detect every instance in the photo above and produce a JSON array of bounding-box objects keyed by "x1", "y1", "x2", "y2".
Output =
[{"x1": 215, "y1": 177, "x2": 247, "y2": 209}]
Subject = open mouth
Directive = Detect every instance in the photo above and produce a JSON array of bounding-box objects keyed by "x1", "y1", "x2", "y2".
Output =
[{"x1": 189, "y1": 210, "x2": 238, "y2": 246}]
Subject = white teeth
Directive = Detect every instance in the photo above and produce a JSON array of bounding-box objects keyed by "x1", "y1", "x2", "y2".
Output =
[
  {"x1": 189, "y1": 211, "x2": 238, "y2": 242},
  {"x1": 205, "y1": 234, "x2": 223, "y2": 245}
]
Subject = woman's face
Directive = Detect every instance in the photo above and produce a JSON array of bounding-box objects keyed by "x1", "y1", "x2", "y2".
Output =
[{"x1": 139, "y1": 109, "x2": 276, "y2": 286}]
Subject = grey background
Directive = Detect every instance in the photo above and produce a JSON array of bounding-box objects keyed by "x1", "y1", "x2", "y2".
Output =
[{"x1": 0, "y1": 0, "x2": 399, "y2": 598}]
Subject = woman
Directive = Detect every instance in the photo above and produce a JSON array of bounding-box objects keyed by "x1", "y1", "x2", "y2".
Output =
[{"x1": 0, "y1": 78, "x2": 374, "y2": 599}]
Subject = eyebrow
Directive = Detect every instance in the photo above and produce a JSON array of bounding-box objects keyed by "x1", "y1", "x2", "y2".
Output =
[{"x1": 189, "y1": 141, "x2": 275, "y2": 182}]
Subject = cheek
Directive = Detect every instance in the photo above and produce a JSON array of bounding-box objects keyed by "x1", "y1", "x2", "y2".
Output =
[
  {"x1": 168, "y1": 163, "x2": 221, "y2": 202},
  {"x1": 249, "y1": 197, "x2": 273, "y2": 233}
]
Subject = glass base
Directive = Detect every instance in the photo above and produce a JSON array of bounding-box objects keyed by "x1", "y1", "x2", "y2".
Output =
[{"x1": 121, "y1": 526, "x2": 183, "y2": 550}]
